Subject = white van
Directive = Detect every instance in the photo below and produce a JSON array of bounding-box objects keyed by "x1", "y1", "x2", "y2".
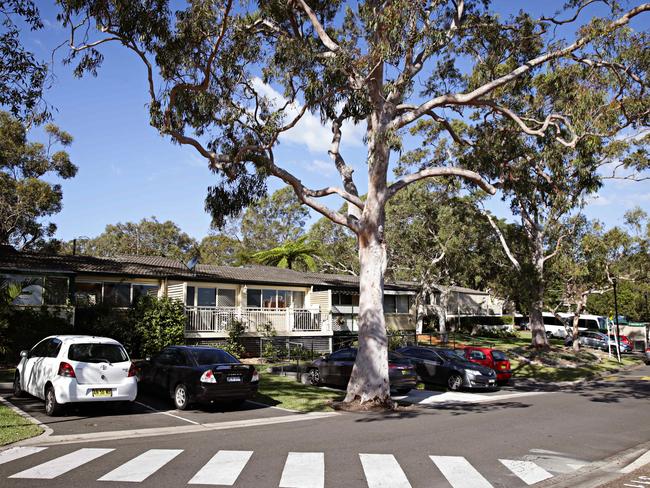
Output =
[{"x1": 542, "y1": 313, "x2": 607, "y2": 338}]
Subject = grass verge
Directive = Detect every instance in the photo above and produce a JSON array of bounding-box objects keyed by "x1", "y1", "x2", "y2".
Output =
[
  {"x1": 0, "y1": 404, "x2": 42, "y2": 446},
  {"x1": 255, "y1": 370, "x2": 344, "y2": 412}
]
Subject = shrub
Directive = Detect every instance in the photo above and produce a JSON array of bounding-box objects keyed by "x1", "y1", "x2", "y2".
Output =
[
  {"x1": 131, "y1": 296, "x2": 186, "y2": 358},
  {"x1": 222, "y1": 320, "x2": 246, "y2": 358},
  {"x1": 75, "y1": 304, "x2": 135, "y2": 354},
  {"x1": 1, "y1": 307, "x2": 74, "y2": 363}
]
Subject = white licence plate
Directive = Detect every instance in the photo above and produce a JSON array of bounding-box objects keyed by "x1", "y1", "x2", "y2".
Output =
[
  {"x1": 227, "y1": 376, "x2": 242, "y2": 383},
  {"x1": 92, "y1": 389, "x2": 113, "y2": 397}
]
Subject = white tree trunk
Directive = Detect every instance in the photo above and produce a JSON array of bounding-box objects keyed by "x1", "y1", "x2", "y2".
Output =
[
  {"x1": 344, "y1": 231, "x2": 391, "y2": 405},
  {"x1": 529, "y1": 231, "x2": 549, "y2": 349}
]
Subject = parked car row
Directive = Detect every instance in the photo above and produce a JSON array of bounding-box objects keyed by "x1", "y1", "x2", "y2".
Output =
[
  {"x1": 307, "y1": 345, "x2": 512, "y2": 392},
  {"x1": 564, "y1": 331, "x2": 633, "y2": 353},
  {"x1": 13, "y1": 335, "x2": 259, "y2": 416}
]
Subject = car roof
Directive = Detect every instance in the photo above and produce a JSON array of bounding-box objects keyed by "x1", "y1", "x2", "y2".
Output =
[{"x1": 44, "y1": 335, "x2": 122, "y2": 344}]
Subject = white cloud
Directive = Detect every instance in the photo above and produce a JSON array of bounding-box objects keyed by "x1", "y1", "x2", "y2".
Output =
[
  {"x1": 585, "y1": 194, "x2": 612, "y2": 207},
  {"x1": 250, "y1": 78, "x2": 365, "y2": 153}
]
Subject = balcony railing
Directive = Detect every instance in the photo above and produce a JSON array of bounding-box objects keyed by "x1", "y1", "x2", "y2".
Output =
[{"x1": 185, "y1": 306, "x2": 328, "y2": 334}]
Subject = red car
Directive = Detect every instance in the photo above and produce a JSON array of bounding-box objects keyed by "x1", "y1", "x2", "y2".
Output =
[
  {"x1": 462, "y1": 347, "x2": 512, "y2": 384},
  {"x1": 609, "y1": 334, "x2": 633, "y2": 352}
]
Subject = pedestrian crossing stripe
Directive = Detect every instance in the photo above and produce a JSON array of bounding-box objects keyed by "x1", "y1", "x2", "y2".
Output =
[{"x1": 1, "y1": 446, "x2": 564, "y2": 486}]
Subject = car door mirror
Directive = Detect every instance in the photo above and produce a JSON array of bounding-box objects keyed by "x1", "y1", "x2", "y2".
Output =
[{"x1": 20, "y1": 350, "x2": 29, "y2": 358}]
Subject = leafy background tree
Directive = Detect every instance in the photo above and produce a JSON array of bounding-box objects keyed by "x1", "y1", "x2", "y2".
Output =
[
  {"x1": 0, "y1": 111, "x2": 77, "y2": 250},
  {"x1": 252, "y1": 236, "x2": 319, "y2": 271}
]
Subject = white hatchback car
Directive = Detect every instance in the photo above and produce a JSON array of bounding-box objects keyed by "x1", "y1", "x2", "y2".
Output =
[{"x1": 14, "y1": 335, "x2": 138, "y2": 416}]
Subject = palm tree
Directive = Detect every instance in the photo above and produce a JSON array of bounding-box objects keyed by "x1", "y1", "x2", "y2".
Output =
[{"x1": 252, "y1": 236, "x2": 319, "y2": 271}]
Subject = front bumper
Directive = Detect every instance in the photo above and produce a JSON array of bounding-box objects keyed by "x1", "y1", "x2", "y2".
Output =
[
  {"x1": 193, "y1": 382, "x2": 259, "y2": 402},
  {"x1": 53, "y1": 377, "x2": 137, "y2": 404},
  {"x1": 465, "y1": 374, "x2": 498, "y2": 389}
]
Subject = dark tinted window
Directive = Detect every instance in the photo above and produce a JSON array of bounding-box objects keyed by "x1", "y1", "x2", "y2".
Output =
[
  {"x1": 329, "y1": 349, "x2": 356, "y2": 361},
  {"x1": 104, "y1": 283, "x2": 131, "y2": 307},
  {"x1": 189, "y1": 348, "x2": 238, "y2": 365},
  {"x1": 44, "y1": 277, "x2": 69, "y2": 305},
  {"x1": 469, "y1": 350, "x2": 486, "y2": 360},
  {"x1": 30, "y1": 339, "x2": 50, "y2": 358},
  {"x1": 437, "y1": 349, "x2": 465, "y2": 361},
  {"x1": 491, "y1": 350, "x2": 507, "y2": 361},
  {"x1": 68, "y1": 343, "x2": 129, "y2": 363},
  {"x1": 156, "y1": 349, "x2": 187, "y2": 366},
  {"x1": 46, "y1": 338, "x2": 62, "y2": 358},
  {"x1": 388, "y1": 352, "x2": 411, "y2": 365},
  {"x1": 186, "y1": 286, "x2": 195, "y2": 306}
]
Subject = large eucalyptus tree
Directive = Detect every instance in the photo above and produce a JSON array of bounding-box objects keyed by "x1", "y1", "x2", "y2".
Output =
[{"x1": 57, "y1": 0, "x2": 649, "y2": 406}]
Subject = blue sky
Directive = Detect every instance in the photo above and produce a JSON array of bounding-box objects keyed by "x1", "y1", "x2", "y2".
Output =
[{"x1": 20, "y1": 1, "x2": 650, "y2": 242}]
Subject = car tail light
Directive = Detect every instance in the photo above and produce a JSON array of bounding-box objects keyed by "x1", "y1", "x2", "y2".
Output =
[
  {"x1": 251, "y1": 369, "x2": 260, "y2": 382},
  {"x1": 58, "y1": 362, "x2": 76, "y2": 378},
  {"x1": 200, "y1": 369, "x2": 217, "y2": 383},
  {"x1": 127, "y1": 363, "x2": 138, "y2": 377}
]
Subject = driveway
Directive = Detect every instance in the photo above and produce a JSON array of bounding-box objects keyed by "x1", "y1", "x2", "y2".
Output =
[{"x1": 0, "y1": 387, "x2": 294, "y2": 437}]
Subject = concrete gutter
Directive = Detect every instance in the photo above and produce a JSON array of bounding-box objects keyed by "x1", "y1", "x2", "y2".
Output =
[{"x1": 538, "y1": 441, "x2": 650, "y2": 488}]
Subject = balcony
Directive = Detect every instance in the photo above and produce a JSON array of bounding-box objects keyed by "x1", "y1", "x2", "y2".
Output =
[{"x1": 185, "y1": 306, "x2": 330, "y2": 335}]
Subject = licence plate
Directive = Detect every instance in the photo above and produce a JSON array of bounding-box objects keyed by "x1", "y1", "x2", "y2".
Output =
[
  {"x1": 226, "y1": 376, "x2": 242, "y2": 383},
  {"x1": 92, "y1": 389, "x2": 112, "y2": 398}
]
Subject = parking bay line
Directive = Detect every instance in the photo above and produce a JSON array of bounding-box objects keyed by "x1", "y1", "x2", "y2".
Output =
[{"x1": 135, "y1": 401, "x2": 200, "y2": 425}]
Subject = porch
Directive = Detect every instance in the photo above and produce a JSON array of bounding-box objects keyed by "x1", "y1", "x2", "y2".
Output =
[{"x1": 185, "y1": 306, "x2": 331, "y2": 335}]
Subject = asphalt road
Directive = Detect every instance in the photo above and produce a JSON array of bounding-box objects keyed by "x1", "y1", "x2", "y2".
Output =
[{"x1": 1, "y1": 364, "x2": 649, "y2": 487}]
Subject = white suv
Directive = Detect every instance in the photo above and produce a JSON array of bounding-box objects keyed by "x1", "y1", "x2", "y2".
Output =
[{"x1": 13, "y1": 335, "x2": 138, "y2": 416}]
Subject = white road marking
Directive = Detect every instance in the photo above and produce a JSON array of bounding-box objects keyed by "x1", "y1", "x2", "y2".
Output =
[
  {"x1": 430, "y1": 455, "x2": 493, "y2": 488},
  {"x1": 135, "y1": 401, "x2": 200, "y2": 425},
  {"x1": 620, "y1": 450, "x2": 650, "y2": 474},
  {"x1": 279, "y1": 452, "x2": 324, "y2": 488},
  {"x1": 359, "y1": 453, "x2": 412, "y2": 488},
  {"x1": 499, "y1": 459, "x2": 553, "y2": 485},
  {"x1": 98, "y1": 449, "x2": 183, "y2": 482},
  {"x1": 9, "y1": 448, "x2": 113, "y2": 479},
  {"x1": 188, "y1": 450, "x2": 253, "y2": 485},
  {"x1": 0, "y1": 447, "x2": 47, "y2": 465}
]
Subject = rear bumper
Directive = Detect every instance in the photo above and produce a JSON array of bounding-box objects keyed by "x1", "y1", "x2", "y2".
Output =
[
  {"x1": 496, "y1": 371, "x2": 512, "y2": 382},
  {"x1": 193, "y1": 382, "x2": 259, "y2": 402},
  {"x1": 53, "y1": 377, "x2": 137, "y2": 404},
  {"x1": 389, "y1": 374, "x2": 418, "y2": 390}
]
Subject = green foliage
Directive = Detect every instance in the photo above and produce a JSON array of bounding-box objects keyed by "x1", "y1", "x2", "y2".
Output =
[
  {"x1": 308, "y1": 210, "x2": 359, "y2": 275},
  {"x1": 0, "y1": 1, "x2": 48, "y2": 122},
  {"x1": 221, "y1": 320, "x2": 246, "y2": 358},
  {"x1": 131, "y1": 296, "x2": 186, "y2": 358},
  {"x1": 0, "y1": 112, "x2": 77, "y2": 249},
  {"x1": 65, "y1": 217, "x2": 196, "y2": 260},
  {"x1": 75, "y1": 305, "x2": 135, "y2": 354},
  {"x1": 0, "y1": 307, "x2": 73, "y2": 363},
  {"x1": 252, "y1": 236, "x2": 319, "y2": 271}
]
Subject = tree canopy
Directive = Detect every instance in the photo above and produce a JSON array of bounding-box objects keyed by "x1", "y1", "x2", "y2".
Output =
[{"x1": 0, "y1": 111, "x2": 77, "y2": 250}]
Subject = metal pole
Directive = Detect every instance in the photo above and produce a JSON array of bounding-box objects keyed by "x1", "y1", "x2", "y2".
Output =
[{"x1": 613, "y1": 279, "x2": 621, "y2": 363}]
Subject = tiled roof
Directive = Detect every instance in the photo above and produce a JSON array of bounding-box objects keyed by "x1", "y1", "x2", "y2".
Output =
[{"x1": 0, "y1": 248, "x2": 418, "y2": 291}]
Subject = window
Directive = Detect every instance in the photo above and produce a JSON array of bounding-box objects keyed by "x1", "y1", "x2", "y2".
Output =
[
  {"x1": 29, "y1": 339, "x2": 50, "y2": 358},
  {"x1": 469, "y1": 350, "x2": 486, "y2": 360},
  {"x1": 69, "y1": 343, "x2": 129, "y2": 363},
  {"x1": 293, "y1": 291, "x2": 305, "y2": 308},
  {"x1": 262, "y1": 289, "x2": 276, "y2": 308},
  {"x1": 186, "y1": 286, "x2": 195, "y2": 306},
  {"x1": 13, "y1": 277, "x2": 43, "y2": 306},
  {"x1": 44, "y1": 277, "x2": 68, "y2": 305},
  {"x1": 247, "y1": 289, "x2": 262, "y2": 308},
  {"x1": 217, "y1": 289, "x2": 236, "y2": 307},
  {"x1": 75, "y1": 282, "x2": 103, "y2": 306},
  {"x1": 396, "y1": 295, "x2": 409, "y2": 314},
  {"x1": 329, "y1": 349, "x2": 356, "y2": 361},
  {"x1": 491, "y1": 350, "x2": 507, "y2": 361},
  {"x1": 277, "y1": 290, "x2": 289, "y2": 308},
  {"x1": 383, "y1": 295, "x2": 396, "y2": 313},
  {"x1": 45, "y1": 338, "x2": 62, "y2": 358},
  {"x1": 197, "y1": 288, "x2": 216, "y2": 307},
  {"x1": 104, "y1": 282, "x2": 131, "y2": 307},
  {"x1": 189, "y1": 348, "x2": 238, "y2": 365},
  {"x1": 133, "y1": 284, "x2": 159, "y2": 302}
]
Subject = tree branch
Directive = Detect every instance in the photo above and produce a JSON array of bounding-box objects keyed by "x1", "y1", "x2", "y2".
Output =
[
  {"x1": 390, "y1": 3, "x2": 650, "y2": 130},
  {"x1": 480, "y1": 208, "x2": 521, "y2": 271},
  {"x1": 387, "y1": 167, "x2": 496, "y2": 199}
]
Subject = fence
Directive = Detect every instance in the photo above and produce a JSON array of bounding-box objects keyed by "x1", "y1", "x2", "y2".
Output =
[{"x1": 185, "y1": 306, "x2": 326, "y2": 333}]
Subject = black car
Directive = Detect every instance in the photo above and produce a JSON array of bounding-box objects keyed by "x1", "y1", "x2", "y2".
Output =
[
  {"x1": 307, "y1": 347, "x2": 417, "y2": 394},
  {"x1": 137, "y1": 346, "x2": 259, "y2": 410},
  {"x1": 396, "y1": 346, "x2": 497, "y2": 391}
]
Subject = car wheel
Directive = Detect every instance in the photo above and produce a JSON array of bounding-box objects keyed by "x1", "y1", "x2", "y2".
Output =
[
  {"x1": 308, "y1": 368, "x2": 321, "y2": 386},
  {"x1": 447, "y1": 374, "x2": 463, "y2": 391},
  {"x1": 173, "y1": 384, "x2": 190, "y2": 410},
  {"x1": 45, "y1": 385, "x2": 62, "y2": 416},
  {"x1": 13, "y1": 374, "x2": 24, "y2": 398}
]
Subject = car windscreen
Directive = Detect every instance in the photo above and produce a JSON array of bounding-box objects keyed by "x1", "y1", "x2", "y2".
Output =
[
  {"x1": 189, "y1": 348, "x2": 239, "y2": 365},
  {"x1": 491, "y1": 350, "x2": 508, "y2": 361},
  {"x1": 68, "y1": 343, "x2": 129, "y2": 363},
  {"x1": 388, "y1": 352, "x2": 411, "y2": 364}
]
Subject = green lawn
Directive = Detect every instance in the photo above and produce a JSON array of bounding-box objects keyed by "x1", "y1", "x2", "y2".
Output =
[
  {"x1": 0, "y1": 405, "x2": 42, "y2": 446},
  {"x1": 0, "y1": 368, "x2": 16, "y2": 383},
  {"x1": 255, "y1": 371, "x2": 343, "y2": 412}
]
